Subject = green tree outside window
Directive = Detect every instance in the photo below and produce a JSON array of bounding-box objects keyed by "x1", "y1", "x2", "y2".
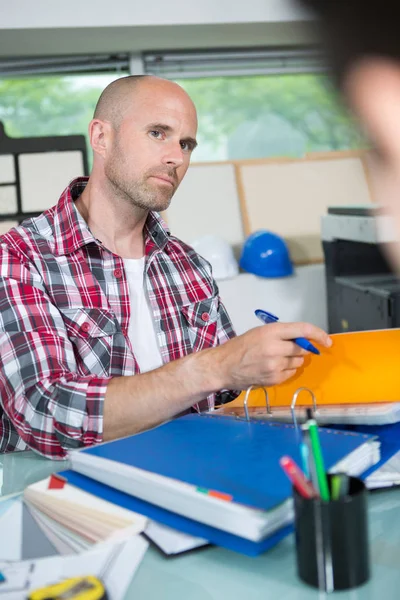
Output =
[{"x1": 0, "y1": 73, "x2": 365, "y2": 167}]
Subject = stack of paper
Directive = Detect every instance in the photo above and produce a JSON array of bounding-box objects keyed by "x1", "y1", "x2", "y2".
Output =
[
  {"x1": 366, "y1": 451, "x2": 400, "y2": 488},
  {"x1": 0, "y1": 474, "x2": 210, "y2": 599},
  {"x1": 0, "y1": 532, "x2": 148, "y2": 600},
  {"x1": 23, "y1": 475, "x2": 147, "y2": 554},
  {"x1": 22, "y1": 475, "x2": 208, "y2": 557},
  {"x1": 0, "y1": 482, "x2": 149, "y2": 600},
  {"x1": 66, "y1": 413, "x2": 380, "y2": 555}
]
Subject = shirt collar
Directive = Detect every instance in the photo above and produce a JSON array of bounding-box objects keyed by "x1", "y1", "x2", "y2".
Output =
[{"x1": 53, "y1": 177, "x2": 170, "y2": 256}]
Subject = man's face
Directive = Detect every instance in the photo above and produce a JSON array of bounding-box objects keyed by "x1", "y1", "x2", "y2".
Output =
[
  {"x1": 102, "y1": 81, "x2": 198, "y2": 212},
  {"x1": 346, "y1": 58, "x2": 400, "y2": 271}
]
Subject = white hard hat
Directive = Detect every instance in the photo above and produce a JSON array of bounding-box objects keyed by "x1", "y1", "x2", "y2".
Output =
[{"x1": 191, "y1": 235, "x2": 239, "y2": 280}]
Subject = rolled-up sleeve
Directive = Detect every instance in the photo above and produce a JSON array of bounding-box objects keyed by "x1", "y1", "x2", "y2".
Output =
[
  {"x1": 213, "y1": 296, "x2": 240, "y2": 405},
  {"x1": 0, "y1": 247, "x2": 110, "y2": 459}
]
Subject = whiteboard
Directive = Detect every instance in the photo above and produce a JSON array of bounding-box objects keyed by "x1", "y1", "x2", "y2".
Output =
[
  {"x1": 18, "y1": 151, "x2": 85, "y2": 212},
  {"x1": 0, "y1": 185, "x2": 17, "y2": 214},
  {"x1": 240, "y1": 156, "x2": 372, "y2": 263},
  {"x1": 165, "y1": 163, "x2": 244, "y2": 247},
  {"x1": 0, "y1": 155, "x2": 15, "y2": 184}
]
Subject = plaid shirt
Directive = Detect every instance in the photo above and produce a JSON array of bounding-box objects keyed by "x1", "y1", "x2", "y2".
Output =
[{"x1": 0, "y1": 177, "x2": 237, "y2": 459}]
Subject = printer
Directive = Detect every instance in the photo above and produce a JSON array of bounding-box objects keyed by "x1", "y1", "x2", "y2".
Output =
[{"x1": 322, "y1": 205, "x2": 400, "y2": 333}]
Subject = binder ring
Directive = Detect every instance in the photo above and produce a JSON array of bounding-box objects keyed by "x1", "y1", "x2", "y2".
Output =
[
  {"x1": 290, "y1": 387, "x2": 317, "y2": 429},
  {"x1": 243, "y1": 386, "x2": 271, "y2": 421}
]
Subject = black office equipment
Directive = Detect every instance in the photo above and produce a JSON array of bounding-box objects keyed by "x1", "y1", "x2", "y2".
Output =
[{"x1": 322, "y1": 205, "x2": 400, "y2": 333}]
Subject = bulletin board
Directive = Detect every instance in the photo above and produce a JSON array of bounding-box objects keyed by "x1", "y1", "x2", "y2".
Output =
[
  {"x1": 164, "y1": 151, "x2": 374, "y2": 265},
  {"x1": 164, "y1": 162, "x2": 244, "y2": 247},
  {"x1": 0, "y1": 121, "x2": 88, "y2": 234},
  {"x1": 237, "y1": 151, "x2": 373, "y2": 264}
]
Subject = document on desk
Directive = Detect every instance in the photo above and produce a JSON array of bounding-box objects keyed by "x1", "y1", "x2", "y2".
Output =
[
  {"x1": 366, "y1": 450, "x2": 400, "y2": 489},
  {"x1": 145, "y1": 521, "x2": 209, "y2": 555},
  {"x1": 218, "y1": 402, "x2": 400, "y2": 427},
  {"x1": 218, "y1": 328, "x2": 400, "y2": 426},
  {"x1": 68, "y1": 413, "x2": 379, "y2": 545},
  {"x1": 20, "y1": 475, "x2": 207, "y2": 558},
  {"x1": 0, "y1": 480, "x2": 149, "y2": 599},
  {"x1": 0, "y1": 534, "x2": 148, "y2": 600},
  {"x1": 23, "y1": 475, "x2": 147, "y2": 547}
]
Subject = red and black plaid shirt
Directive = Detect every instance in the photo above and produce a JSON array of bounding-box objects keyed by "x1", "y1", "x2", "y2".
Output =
[{"x1": 0, "y1": 177, "x2": 237, "y2": 459}]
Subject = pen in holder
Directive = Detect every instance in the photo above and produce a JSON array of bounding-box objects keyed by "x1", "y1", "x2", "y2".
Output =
[{"x1": 293, "y1": 474, "x2": 370, "y2": 592}]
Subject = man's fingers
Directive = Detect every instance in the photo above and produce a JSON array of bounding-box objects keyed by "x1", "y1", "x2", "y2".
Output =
[
  {"x1": 279, "y1": 369, "x2": 297, "y2": 384},
  {"x1": 266, "y1": 340, "x2": 308, "y2": 358},
  {"x1": 284, "y1": 356, "x2": 305, "y2": 370},
  {"x1": 269, "y1": 322, "x2": 332, "y2": 348}
]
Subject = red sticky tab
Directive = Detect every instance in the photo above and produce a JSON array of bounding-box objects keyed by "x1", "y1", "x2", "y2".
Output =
[
  {"x1": 208, "y1": 490, "x2": 233, "y2": 502},
  {"x1": 48, "y1": 474, "x2": 66, "y2": 490}
]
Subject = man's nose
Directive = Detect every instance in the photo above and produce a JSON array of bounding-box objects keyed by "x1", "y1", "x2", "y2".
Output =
[{"x1": 161, "y1": 142, "x2": 184, "y2": 167}]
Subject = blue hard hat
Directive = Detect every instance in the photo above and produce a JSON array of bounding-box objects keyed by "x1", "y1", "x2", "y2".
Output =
[{"x1": 239, "y1": 230, "x2": 294, "y2": 278}]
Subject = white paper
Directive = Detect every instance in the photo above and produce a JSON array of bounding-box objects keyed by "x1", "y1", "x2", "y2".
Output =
[
  {"x1": 0, "y1": 535, "x2": 148, "y2": 600},
  {"x1": 71, "y1": 452, "x2": 292, "y2": 542},
  {"x1": 27, "y1": 504, "x2": 90, "y2": 555},
  {"x1": 367, "y1": 450, "x2": 400, "y2": 489},
  {"x1": 27, "y1": 477, "x2": 147, "y2": 534}
]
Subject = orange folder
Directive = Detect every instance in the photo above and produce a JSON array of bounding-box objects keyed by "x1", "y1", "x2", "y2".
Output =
[{"x1": 228, "y1": 329, "x2": 400, "y2": 410}]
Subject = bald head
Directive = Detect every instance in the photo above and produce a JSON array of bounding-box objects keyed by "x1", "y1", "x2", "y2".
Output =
[
  {"x1": 88, "y1": 74, "x2": 198, "y2": 214},
  {"x1": 93, "y1": 75, "x2": 196, "y2": 129}
]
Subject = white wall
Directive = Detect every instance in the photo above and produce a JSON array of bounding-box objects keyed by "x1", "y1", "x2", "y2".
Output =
[
  {"x1": 0, "y1": 0, "x2": 317, "y2": 57},
  {"x1": 218, "y1": 264, "x2": 327, "y2": 335},
  {"x1": 0, "y1": 0, "x2": 311, "y2": 29}
]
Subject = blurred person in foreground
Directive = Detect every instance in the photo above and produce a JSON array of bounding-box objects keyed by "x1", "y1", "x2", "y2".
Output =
[{"x1": 299, "y1": 1, "x2": 400, "y2": 271}]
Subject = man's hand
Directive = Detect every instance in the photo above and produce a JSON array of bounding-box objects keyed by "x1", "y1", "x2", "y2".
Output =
[
  {"x1": 104, "y1": 321, "x2": 331, "y2": 441},
  {"x1": 212, "y1": 322, "x2": 332, "y2": 390}
]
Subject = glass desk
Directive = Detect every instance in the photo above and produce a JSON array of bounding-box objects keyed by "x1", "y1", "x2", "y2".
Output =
[{"x1": 2, "y1": 450, "x2": 400, "y2": 600}]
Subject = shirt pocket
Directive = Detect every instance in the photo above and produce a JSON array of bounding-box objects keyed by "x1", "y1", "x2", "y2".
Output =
[
  {"x1": 59, "y1": 307, "x2": 118, "y2": 376},
  {"x1": 180, "y1": 296, "x2": 219, "y2": 352}
]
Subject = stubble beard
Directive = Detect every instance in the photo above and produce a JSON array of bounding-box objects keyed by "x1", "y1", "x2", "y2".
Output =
[{"x1": 105, "y1": 149, "x2": 178, "y2": 213}]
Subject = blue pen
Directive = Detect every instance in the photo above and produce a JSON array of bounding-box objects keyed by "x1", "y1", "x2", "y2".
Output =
[{"x1": 255, "y1": 309, "x2": 320, "y2": 355}]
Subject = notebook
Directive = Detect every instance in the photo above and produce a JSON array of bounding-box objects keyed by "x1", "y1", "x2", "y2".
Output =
[
  {"x1": 218, "y1": 328, "x2": 400, "y2": 425},
  {"x1": 67, "y1": 414, "x2": 379, "y2": 547},
  {"x1": 59, "y1": 470, "x2": 293, "y2": 557},
  {"x1": 331, "y1": 422, "x2": 400, "y2": 489}
]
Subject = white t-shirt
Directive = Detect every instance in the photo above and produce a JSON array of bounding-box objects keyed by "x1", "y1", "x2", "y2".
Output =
[{"x1": 123, "y1": 257, "x2": 163, "y2": 373}]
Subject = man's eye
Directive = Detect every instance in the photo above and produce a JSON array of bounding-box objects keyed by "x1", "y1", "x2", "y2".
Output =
[
  {"x1": 150, "y1": 130, "x2": 163, "y2": 139},
  {"x1": 180, "y1": 141, "x2": 192, "y2": 152}
]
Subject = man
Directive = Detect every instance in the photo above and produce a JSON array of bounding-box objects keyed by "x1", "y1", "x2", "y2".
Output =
[
  {"x1": 299, "y1": 2, "x2": 400, "y2": 271},
  {"x1": 0, "y1": 75, "x2": 331, "y2": 459}
]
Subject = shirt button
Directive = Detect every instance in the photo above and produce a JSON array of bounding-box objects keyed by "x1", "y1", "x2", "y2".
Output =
[
  {"x1": 114, "y1": 268, "x2": 122, "y2": 279},
  {"x1": 201, "y1": 312, "x2": 210, "y2": 322},
  {"x1": 81, "y1": 322, "x2": 90, "y2": 333},
  {"x1": 122, "y1": 327, "x2": 128, "y2": 336}
]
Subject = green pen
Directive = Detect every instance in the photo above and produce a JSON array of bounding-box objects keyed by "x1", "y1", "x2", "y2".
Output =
[
  {"x1": 306, "y1": 409, "x2": 330, "y2": 502},
  {"x1": 331, "y1": 473, "x2": 349, "y2": 500},
  {"x1": 331, "y1": 474, "x2": 341, "y2": 501}
]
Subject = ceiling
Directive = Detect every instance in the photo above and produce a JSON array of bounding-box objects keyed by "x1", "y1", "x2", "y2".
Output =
[{"x1": 0, "y1": 21, "x2": 318, "y2": 59}]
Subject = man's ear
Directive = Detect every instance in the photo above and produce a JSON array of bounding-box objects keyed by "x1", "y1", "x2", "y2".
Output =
[
  {"x1": 89, "y1": 119, "x2": 112, "y2": 159},
  {"x1": 345, "y1": 57, "x2": 400, "y2": 165}
]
